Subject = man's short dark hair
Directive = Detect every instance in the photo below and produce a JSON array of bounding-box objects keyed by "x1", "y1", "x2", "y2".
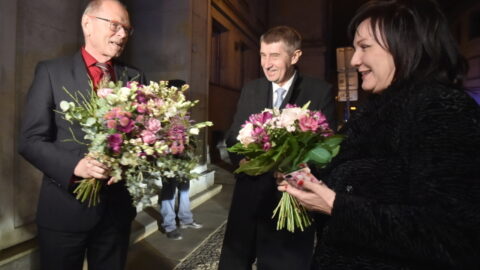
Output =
[
  {"x1": 348, "y1": 0, "x2": 467, "y2": 85},
  {"x1": 260, "y1": 26, "x2": 302, "y2": 54}
]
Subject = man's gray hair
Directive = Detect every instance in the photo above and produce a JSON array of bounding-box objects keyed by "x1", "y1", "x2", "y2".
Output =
[{"x1": 83, "y1": 0, "x2": 125, "y2": 15}]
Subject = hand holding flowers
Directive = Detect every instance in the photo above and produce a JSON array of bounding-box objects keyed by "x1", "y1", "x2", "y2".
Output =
[
  {"x1": 278, "y1": 169, "x2": 336, "y2": 215},
  {"x1": 228, "y1": 103, "x2": 343, "y2": 232}
]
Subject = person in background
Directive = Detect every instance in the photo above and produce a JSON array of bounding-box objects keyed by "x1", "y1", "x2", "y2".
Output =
[
  {"x1": 159, "y1": 79, "x2": 203, "y2": 241},
  {"x1": 18, "y1": 1, "x2": 145, "y2": 269},
  {"x1": 219, "y1": 25, "x2": 336, "y2": 270},
  {"x1": 278, "y1": 0, "x2": 480, "y2": 269}
]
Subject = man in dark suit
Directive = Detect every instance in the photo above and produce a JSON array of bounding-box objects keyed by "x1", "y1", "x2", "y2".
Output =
[
  {"x1": 219, "y1": 26, "x2": 336, "y2": 270},
  {"x1": 18, "y1": 1, "x2": 145, "y2": 269}
]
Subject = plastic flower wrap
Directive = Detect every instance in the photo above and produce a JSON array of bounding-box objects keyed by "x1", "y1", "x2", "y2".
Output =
[
  {"x1": 58, "y1": 80, "x2": 212, "y2": 208},
  {"x1": 228, "y1": 102, "x2": 343, "y2": 232}
]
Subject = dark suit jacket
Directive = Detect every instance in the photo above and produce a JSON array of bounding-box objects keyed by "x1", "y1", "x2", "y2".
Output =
[
  {"x1": 226, "y1": 72, "x2": 337, "y2": 167},
  {"x1": 19, "y1": 51, "x2": 146, "y2": 232}
]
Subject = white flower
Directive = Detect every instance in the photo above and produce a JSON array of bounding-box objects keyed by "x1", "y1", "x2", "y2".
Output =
[
  {"x1": 105, "y1": 94, "x2": 119, "y2": 105},
  {"x1": 60, "y1": 101, "x2": 70, "y2": 112},
  {"x1": 118, "y1": 87, "x2": 132, "y2": 102},
  {"x1": 189, "y1": 127, "x2": 200, "y2": 135},
  {"x1": 277, "y1": 107, "x2": 308, "y2": 129},
  {"x1": 154, "y1": 179, "x2": 163, "y2": 187},
  {"x1": 237, "y1": 123, "x2": 255, "y2": 146},
  {"x1": 164, "y1": 171, "x2": 175, "y2": 178}
]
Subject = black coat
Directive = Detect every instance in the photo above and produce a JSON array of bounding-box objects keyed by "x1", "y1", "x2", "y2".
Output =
[
  {"x1": 18, "y1": 52, "x2": 146, "y2": 232},
  {"x1": 314, "y1": 81, "x2": 480, "y2": 269}
]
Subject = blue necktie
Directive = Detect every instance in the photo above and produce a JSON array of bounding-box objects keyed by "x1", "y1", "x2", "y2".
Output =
[{"x1": 274, "y1": 88, "x2": 286, "y2": 108}]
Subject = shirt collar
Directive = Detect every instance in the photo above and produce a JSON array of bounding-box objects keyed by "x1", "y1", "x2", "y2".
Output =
[
  {"x1": 272, "y1": 70, "x2": 296, "y2": 92},
  {"x1": 81, "y1": 47, "x2": 113, "y2": 68}
]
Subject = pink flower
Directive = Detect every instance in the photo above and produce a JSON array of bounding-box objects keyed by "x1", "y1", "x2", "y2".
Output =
[
  {"x1": 147, "y1": 118, "x2": 162, "y2": 133},
  {"x1": 117, "y1": 119, "x2": 135, "y2": 133},
  {"x1": 141, "y1": 130, "x2": 157, "y2": 144},
  {"x1": 170, "y1": 141, "x2": 185, "y2": 155},
  {"x1": 263, "y1": 142, "x2": 271, "y2": 151},
  {"x1": 313, "y1": 112, "x2": 330, "y2": 131},
  {"x1": 299, "y1": 116, "x2": 319, "y2": 132},
  {"x1": 136, "y1": 115, "x2": 145, "y2": 124},
  {"x1": 97, "y1": 88, "x2": 113, "y2": 98},
  {"x1": 136, "y1": 90, "x2": 148, "y2": 104},
  {"x1": 136, "y1": 103, "x2": 147, "y2": 114},
  {"x1": 119, "y1": 116, "x2": 130, "y2": 127},
  {"x1": 248, "y1": 111, "x2": 273, "y2": 126},
  {"x1": 252, "y1": 127, "x2": 265, "y2": 137},
  {"x1": 168, "y1": 124, "x2": 186, "y2": 142},
  {"x1": 104, "y1": 107, "x2": 122, "y2": 120},
  {"x1": 106, "y1": 120, "x2": 117, "y2": 129},
  {"x1": 108, "y1": 133, "x2": 123, "y2": 153}
]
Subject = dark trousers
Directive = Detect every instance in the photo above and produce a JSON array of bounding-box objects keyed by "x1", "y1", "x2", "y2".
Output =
[
  {"x1": 37, "y1": 215, "x2": 131, "y2": 270},
  {"x1": 219, "y1": 173, "x2": 315, "y2": 270}
]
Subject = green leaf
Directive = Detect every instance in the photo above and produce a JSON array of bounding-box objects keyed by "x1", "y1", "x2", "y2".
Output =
[
  {"x1": 228, "y1": 143, "x2": 265, "y2": 158},
  {"x1": 85, "y1": 117, "x2": 96, "y2": 127},
  {"x1": 234, "y1": 155, "x2": 275, "y2": 175},
  {"x1": 331, "y1": 145, "x2": 341, "y2": 157},
  {"x1": 304, "y1": 146, "x2": 332, "y2": 165},
  {"x1": 301, "y1": 101, "x2": 311, "y2": 110},
  {"x1": 277, "y1": 137, "x2": 299, "y2": 172},
  {"x1": 323, "y1": 135, "x2": 344, "y2": 148}
]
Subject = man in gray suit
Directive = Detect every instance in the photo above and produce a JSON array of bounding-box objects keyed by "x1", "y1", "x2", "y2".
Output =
[
  {"x1": 19, "y1": 1, "x2": 145, "y2": 269},
  {"x1": 219, "y1": 25, "x2": 336, "y2": 270}
]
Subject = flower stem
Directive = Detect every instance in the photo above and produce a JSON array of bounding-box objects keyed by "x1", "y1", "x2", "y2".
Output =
[
  {"x1": 272, "y1": 192, "x2": 312, "y2": 233},
  {"x1": 73, "y1": 178, "x2": 102, "y2": 207}
]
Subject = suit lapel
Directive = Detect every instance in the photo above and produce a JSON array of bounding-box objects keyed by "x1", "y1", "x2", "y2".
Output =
[
  {"x1": 260, "y1": 78, "x2": 273, "y2": 109},
  {"x1": 72, "y1": 51, "x2": 94, "y2": 97},
  {"x1": 114, "y1": 62, "x2": 139, "y2": 84},
  {"x1": 113, "y1": 63, "x2": 125, "y2": 83},
  {"x1": 281, "y1": 72, "x2": 300, "y2": 108}
]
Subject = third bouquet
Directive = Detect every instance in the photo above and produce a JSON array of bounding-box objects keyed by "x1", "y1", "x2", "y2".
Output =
[{"x1": 228, "y1": 103, "x2": 343, "y2": 232}]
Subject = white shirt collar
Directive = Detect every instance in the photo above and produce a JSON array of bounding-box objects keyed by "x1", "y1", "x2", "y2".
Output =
[
  {"x1": 272, "y1": 71, "x2": 296, "y2": 106},
  {"x1": 272, "y1": 71, "x2": 296, "y2": 93}
]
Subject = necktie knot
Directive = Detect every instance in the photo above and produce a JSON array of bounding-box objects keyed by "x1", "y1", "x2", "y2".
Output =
[
  {"x1": 274, "y1": 88, "x2": 286, "y2": 108},
  {"x1": 95, "y1": 62, "x2": 111, "y2": 86}
]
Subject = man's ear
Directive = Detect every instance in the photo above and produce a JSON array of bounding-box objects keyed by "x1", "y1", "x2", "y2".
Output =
[
  {"x1": 81, "y1": 15, "x2": 91, "y2": 37},
  {"x1": 290, "y1": 49, "x2": 303, "y2": 65}
]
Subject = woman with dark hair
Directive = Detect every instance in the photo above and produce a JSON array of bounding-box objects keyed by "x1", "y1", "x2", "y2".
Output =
[{"x1": 278, "y1": 0, "x2": 480, "y2": 269}]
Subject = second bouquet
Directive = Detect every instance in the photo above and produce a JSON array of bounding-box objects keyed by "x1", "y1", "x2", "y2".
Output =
[{"x1": 228, "y1": 103, "x2": 343, "y2": 232}]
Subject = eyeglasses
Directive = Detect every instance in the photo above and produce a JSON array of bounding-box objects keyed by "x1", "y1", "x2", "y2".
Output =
[{"x1": 88, "y1": 15, "x2": 133, "y2": 36}]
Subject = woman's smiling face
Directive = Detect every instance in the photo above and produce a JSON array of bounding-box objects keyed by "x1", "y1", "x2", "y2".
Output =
[{"x1": 350, "y1": 19, "x2": 396, "y2": 93}]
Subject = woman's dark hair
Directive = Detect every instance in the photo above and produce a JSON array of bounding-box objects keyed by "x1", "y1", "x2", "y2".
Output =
[{"x1": 348, "y1": 0, "x2": 467, "y2": 86}]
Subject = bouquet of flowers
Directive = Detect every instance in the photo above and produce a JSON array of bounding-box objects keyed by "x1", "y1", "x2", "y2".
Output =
[
  {"x1": 228, "y1": 103, "x2": 343, "y2": 232},
  {"x1": 58, "y1": 80, "x2": 212, "y2": 208}
]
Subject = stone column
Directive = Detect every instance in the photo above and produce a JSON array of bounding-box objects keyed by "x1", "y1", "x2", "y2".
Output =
[{"x1": 0, "y1": 0, "x2": 85, "y2": 252}]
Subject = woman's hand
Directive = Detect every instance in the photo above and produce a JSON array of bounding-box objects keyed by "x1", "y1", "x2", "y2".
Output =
[{"x1": 277, "y1": 171, "x2": 336, "y2": 215}]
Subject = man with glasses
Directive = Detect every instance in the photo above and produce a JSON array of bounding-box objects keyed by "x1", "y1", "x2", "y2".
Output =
[{"x1": 18, "y1": 1, "x2": 145, "y2": 269}]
